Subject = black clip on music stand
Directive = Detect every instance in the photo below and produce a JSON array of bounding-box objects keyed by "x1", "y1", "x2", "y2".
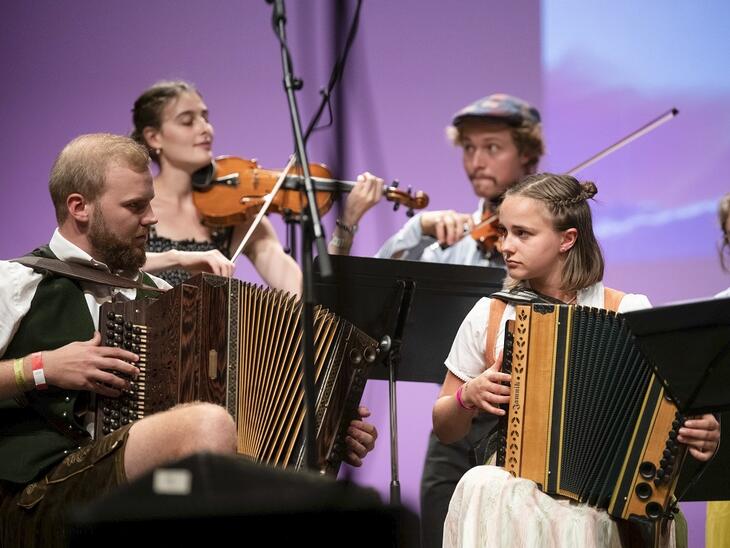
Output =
[
  {"x1": 622, "y1": 296, "x2": 730, "y2": 501},
  {"x1": 313, "y1": 255, "x2": 504, "y2": 503}
]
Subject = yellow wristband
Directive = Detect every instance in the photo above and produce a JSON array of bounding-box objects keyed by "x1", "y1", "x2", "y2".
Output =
[{"x1": 13, "y1": 358, "x2": 27, "y2": 393}]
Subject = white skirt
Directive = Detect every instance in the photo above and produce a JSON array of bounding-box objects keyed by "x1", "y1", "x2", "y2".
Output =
[{"x1": 443, "y1": 465, "x2": 675, "y2": 548}]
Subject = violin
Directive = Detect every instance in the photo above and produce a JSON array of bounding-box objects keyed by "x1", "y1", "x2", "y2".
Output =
[
  {"x1": 191, "y1": 156, "x2": 429, "y2": 228},
  {"x1": 470, "y1": 213, "x2": 501, "y2": 253}
]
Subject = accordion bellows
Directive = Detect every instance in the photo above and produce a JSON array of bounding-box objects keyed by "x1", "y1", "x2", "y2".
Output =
[
  {"x1": 497, "y1": 303, "x2": 686, "y2": 523},
  {"x1": 98, "y1": 274, "x2": 377, "y2": 474}
]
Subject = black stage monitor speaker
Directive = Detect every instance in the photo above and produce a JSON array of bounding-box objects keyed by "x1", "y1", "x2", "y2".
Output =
[{"x1": 69, "y1": 452, "x2": 418, "y2": 547}]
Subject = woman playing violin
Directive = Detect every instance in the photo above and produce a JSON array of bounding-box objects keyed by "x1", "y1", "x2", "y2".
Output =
[
  {"x1": 131, "y1": 80, "x2": 383, "y2": 293},
  {"x1": 130, "y1": 81, "x2": 378, "y2": 468}
]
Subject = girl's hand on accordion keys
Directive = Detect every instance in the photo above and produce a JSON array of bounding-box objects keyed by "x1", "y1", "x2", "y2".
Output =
[
  {"x1": 677, "y1": 414, "x2": 721, "y2": 462},
  {"x1": 462, "y1": 352, "x2": 511, "y2": 416}
]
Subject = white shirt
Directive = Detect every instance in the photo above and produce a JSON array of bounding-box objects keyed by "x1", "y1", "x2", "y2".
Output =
[
  {"x1": 0, "y1": 229, "x2": 170, "y2": 357},
  {"x1": 445, "y1": 281, "x2": 652, "y2": 381},
  {"x1": 375, "y1": 201, "x2": 504, "y2": 267}
]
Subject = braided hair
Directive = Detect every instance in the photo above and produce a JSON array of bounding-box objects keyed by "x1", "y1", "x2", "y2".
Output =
[{"x1": 504, "y1": 173, "x2": 605, "y2": 292}]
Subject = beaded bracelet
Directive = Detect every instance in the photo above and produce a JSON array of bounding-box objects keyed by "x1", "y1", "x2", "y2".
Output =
[{"x1": 335, "y1": 218, "x2": 358, "y2": 234}]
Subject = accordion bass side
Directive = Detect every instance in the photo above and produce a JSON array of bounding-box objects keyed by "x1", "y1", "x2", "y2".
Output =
[
  {"x1": 497, "y1": 303, "x2": 687, "y2": 523},
  {"x1": 97, "y1": 274, "x2": 378, "y2": 474}
]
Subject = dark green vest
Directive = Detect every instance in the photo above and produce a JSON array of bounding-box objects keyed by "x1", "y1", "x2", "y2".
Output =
[{"x1": 0, "y1": 246, "x2": 156, "y2": 484}]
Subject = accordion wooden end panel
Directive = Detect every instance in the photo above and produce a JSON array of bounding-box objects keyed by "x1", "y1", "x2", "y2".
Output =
[
  {"x1": 98, "y1": 274, "x2": 379, "y2": 476},
  {"x1": 500, "y1": 303, "x2": 687, "y2": 524}
]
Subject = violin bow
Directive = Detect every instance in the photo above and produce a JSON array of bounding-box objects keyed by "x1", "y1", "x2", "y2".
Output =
[
  {"x1": 230, "y1": 154, "x2": 297, "y2": 264},
  {"x1": 566, "y1": 108, "x2": 678, "y2": 175}
]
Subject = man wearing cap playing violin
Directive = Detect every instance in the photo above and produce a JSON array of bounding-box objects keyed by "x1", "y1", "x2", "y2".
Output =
[
  {"x1": 375, "y1": 94, "x2": 545, "y2": 548},
  {"x1": 376, "y1": 94, "x2": 544, "y2": 267}
]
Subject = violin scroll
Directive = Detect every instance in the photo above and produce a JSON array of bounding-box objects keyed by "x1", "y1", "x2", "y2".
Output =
[{"x1": 386, "y1": 179, "x2": 429, "y2": 218}]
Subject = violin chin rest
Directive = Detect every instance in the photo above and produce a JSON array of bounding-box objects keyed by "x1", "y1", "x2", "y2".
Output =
[{"x1": 191, "y1": 161, "x2": 216, "y2": 190}]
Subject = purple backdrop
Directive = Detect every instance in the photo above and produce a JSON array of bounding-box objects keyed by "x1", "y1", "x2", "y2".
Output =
[{"x1": 2, "y1": 1, "x2": 725, "y2": 545}]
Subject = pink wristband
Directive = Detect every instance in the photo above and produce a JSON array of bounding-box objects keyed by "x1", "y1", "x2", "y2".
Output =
[
  {"x1": 456, "y1": 383, "x2": 475, "y2": 410},
  {"x1": 32, "y1": 352, "x2": 48, "y2": 391}
]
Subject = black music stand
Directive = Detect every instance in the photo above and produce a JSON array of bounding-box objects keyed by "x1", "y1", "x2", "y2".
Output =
[
  {"x1": 622, "y1": 296, "x2": 730, "y2": 415},
  {"x1": 314, "y1": 256, "x2": 504, "y2": 502},
  {"x1": 622, "y1": 296, "x2": 730, "y2": 501}
]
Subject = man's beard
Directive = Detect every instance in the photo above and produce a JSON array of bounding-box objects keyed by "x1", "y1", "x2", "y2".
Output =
[{"x1": 88, "y1": 209, "x2": 147, "y2": 272}]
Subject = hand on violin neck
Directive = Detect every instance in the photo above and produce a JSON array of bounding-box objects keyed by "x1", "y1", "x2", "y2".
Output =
[
  {"x1": 420, "y1": 210, "x2": 474, "y2": 246},
  {"x1": 341, "y1": 172, "x2": 385, "y2": 226}
]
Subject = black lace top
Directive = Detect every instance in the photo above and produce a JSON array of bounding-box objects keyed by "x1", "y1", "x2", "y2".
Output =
[{"x1": 145, "y1": 225, "x2": 232, "y2": 287}]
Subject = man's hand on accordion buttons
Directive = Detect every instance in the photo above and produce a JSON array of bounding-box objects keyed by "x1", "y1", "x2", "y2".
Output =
[
  {"x1": 344, "y1": 406, "x2": 378, "y2": 467},
  {"x1": 462, "y1": 352, "x2": 511, "y2": 416},
  {"x1": 43, "y1": 331, "x2": 140, "y2": 398},
  {"x1": 677, "y1": 414, "x2": 720, "y2": 462}
]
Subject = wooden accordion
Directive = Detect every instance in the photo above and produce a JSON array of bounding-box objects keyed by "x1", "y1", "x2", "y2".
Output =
[
  {"x1": 96, "y1": 273, "x2": 378, "y2": 474},
  {"x1": 497, "y1": 303, "x2": 687, "y2": 523}
]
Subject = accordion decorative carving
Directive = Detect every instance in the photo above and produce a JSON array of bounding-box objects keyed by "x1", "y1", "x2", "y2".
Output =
[
  {"x1": 97, "y1": 274, "x2": 378, "y2": 474},
  {"x1": 497, "y1": 303, "x2": 686, "y2": 523}
]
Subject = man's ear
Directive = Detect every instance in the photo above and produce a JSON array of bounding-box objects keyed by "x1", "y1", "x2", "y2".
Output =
[
  {"x1": 66, "y1": 193, "x2": 91, "y2": 223},
  {"x1": 560, "y1": 227, "x2": 578, "y2": 253}
]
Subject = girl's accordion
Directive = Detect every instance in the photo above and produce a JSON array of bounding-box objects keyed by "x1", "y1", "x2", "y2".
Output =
[{"x1": 497, "y1": 303, "x2": 686, "y2": 523}]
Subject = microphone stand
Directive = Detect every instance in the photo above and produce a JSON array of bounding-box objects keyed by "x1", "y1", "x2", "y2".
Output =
[{"x1": 268, "y1": 0, "x2": 332, "y2": 471}]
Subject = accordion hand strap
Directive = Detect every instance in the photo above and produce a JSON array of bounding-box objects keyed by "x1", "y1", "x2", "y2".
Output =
[
  {"x1": 603, "y1": 287, "x2": 626, "y2": 312},
  {"x1": 484, "y1": 298, "x2": 508, "y2": 369}
]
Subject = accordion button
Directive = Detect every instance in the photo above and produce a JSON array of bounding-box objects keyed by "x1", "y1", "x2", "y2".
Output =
[
  {"x1": 349, "y1": 349, "x2": 362, "y2": 365},
  {"x1": 635, "y1": 482, "x2": 653, "y2": 501},
  {"x1": 364, "y1": 347, "x2": 378, "y2": 363},
  {"x1": 639, "y1": 461, "x2": 656, "y2": 480},
  {"x1": 655, "y1": 469, "x2": 665, "y2": 480},
  {"x1": 645, "y1": 502, "x2": 662, "y2": 520}
]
